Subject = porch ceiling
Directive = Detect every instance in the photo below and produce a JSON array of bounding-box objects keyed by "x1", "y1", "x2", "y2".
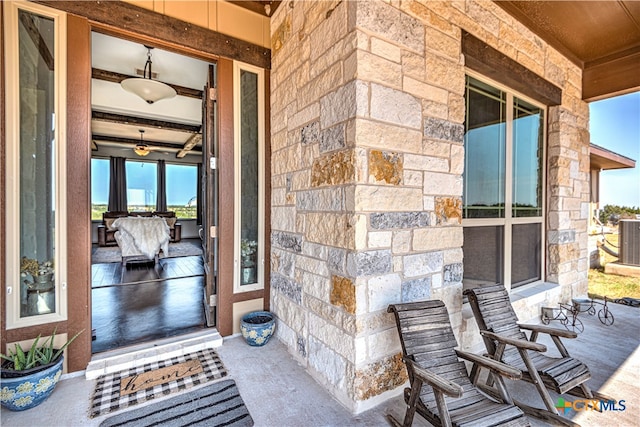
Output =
[{"x1": 495, "y1": 1, "x2": 640, "y2": 101}]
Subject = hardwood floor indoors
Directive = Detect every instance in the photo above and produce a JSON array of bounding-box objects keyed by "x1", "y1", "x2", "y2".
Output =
[{"x1": 91, "y1": 243, "x2": 207, "y2": 354}]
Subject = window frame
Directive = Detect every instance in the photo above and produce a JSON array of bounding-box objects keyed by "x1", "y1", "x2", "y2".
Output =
[
  {"x1": 125, "y1": 159, "x2": 158, "y2": 212},
  {"x1": 463, "y1": 71, "x2": 547, "y2": 292},
  {"x1": 232, "y1": 60, "x2": 265, "y2": 294},
  {"x1": 4, "y1": 1, "x2": 68, "y2": 328},
  {"x1": 91, "y1": 157, "x2": 110, "y2": 220},
  {"x1": 165, "y1": 162, "x2": 198, "y2": 219}
]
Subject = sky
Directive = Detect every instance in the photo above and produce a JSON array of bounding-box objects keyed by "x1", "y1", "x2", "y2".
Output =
[
  {"x1": 589, "y1": 92, "x2": 640, "y2": 208},
  {"x1": 91, "y1": 159, "x2": 197, "y2": 206}
]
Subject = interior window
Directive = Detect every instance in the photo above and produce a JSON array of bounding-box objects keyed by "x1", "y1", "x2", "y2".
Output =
[
  {"x1": 91, "y1": 158, "x2": 110, "y2": 220},
  {"x1": 463, "y1": 75, "x2": 545, "y2": 291},
  {"x1": 125, "y1": 160, "x2": 157, "y2": 212},
  {"x1": 166, "y1": 164, "x2": 198, "y2": 218}
]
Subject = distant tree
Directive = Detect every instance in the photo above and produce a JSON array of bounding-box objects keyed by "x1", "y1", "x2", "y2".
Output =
[{"x1": 599, "y1": 204, "x2": 640, "y2": 224}]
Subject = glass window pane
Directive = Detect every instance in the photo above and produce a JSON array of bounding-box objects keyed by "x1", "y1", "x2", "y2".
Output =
[
  {"x1": 511, "y1": 223, "x2": 541, "y2": 287},
  {"x1": 126, "y1": 161, "x2": 157, "y2": 212},
  {"x1": 463, "y1": 76, "x2": 506, "y2": 219},
  {"x1": 91, "y1": 158, "x2": 110, "y2": 220},
  {"x1": 240, "y1": 70, "x2": 259, "y2": 286},
  {"x1": 513, "y1": 98, "x2": 544, "y2": 217},
  {"x1": 19, "y1": 10, "x2": 56, "y2": 317},
  {"x1": 462, "y1": 226, "x2": 504, "y2": 290},
  {"x1": 166, "y1": 164, "x2": 198, "y2": 218}
]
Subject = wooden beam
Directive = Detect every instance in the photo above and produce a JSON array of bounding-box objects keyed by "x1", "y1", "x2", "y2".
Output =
[
  {"x1": 92, "y1": 134, "x2": 195, "y2": 151},
  {"x1": 462, "y1": 31, "x2": 562, "y2": 106},
  {"x1": 229, "y1": 1, "x2": 282, "y2": 17},
  {"x1": 92, "y1": 68, "x2": 203, "y2": 99},
  {"x1": 92, "y1": 111, "x2": 201, "y2": 133},
  {"x1": 19, "y1": 11, "x2": 54, "y2": 71},
  {"x1": 34, "y1": 0, "x2": 271, "y2": 69},
  {"x1": 177, "y1": 133, "x2": 202, "y2": 158}
]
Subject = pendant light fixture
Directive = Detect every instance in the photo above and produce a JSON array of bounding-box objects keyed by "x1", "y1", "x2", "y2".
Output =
[
  {"x1": 134, "y1": 129, "x2": 151, "y2": 157},
  {"x1": 121, "y1": 46, "x2": 176, "y2": 104}
]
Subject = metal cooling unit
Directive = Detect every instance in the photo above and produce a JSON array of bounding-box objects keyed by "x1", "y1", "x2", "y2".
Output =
[{"x1": 619, "y1": 219, "x2": 640, "y2": 266}]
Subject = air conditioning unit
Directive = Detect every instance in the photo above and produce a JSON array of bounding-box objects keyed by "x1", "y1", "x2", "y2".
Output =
[{"x1": 619, "y1": 220, "x2": 640, "y2": 266}]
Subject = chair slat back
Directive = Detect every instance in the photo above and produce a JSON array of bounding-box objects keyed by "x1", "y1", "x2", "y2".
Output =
[
  {"x1": 464, "y1": 285, "x2": 528, "y2": 355},
  {"x1": 388, "y1": 300, "x2": 470, "y2": 391}
]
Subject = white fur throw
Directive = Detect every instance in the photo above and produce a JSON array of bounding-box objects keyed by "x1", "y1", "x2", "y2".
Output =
[{"x1": 112, "y1": 217, "x2": 170, "y2": 260}]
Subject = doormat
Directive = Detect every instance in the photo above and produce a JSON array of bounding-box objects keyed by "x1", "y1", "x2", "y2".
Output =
[
  {"x1": 92, "y1": 241, "x2": 202, "y2": 264},
  {"x1": 99, "y1": 380, "x2": 253, "y2": 427},
  {"x1": 90, "y1": 348, "x2": 227, "y2": 418}
]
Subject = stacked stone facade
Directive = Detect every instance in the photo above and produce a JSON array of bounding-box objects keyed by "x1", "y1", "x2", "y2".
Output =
[{"x1": 269, "y1": 0, "x2": 590, "y2": 412}]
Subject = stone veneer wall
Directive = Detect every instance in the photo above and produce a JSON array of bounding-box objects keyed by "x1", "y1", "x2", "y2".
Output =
[{"x1": 269, "y1": 0, "x2": 590, "y2": 413}]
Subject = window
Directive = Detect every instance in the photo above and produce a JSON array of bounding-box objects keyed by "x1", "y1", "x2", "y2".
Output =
[
  {"x1": 126, "y1": 160, "x2": 157, "y2": 212},
  {"x1": 234, "y1": 61, "x2": 265, "y2": 292},
  {"x1": 91, "y1": 158, "x2": 110, "y2": 220},
  {"x1": 166, "y1": 164, "x2": 198, "y2": 218},
  {"x1": 5, "y1": 1, "x2": 68, "y2": 327},
  {"x1": 463, "y1": 75, "x2": 545, "y2": 291}
]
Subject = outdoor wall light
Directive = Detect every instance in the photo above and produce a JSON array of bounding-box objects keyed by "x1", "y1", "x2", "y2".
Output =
[{"x1": 121, "y1": 46, "x2": 176, "y2": 104}]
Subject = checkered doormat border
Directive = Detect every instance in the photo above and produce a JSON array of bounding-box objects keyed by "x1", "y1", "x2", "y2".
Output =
[{"x1": 90, "y1": 348, "x2": 227, "y2": 418}]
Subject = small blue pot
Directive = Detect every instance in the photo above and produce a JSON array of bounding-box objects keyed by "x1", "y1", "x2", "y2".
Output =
[
  {"x1": 240, "y1": 311, "x2": 276, "y2": 346},
  {"x1": 0, "y1": 356, "x2": 64, "y2": 411}
]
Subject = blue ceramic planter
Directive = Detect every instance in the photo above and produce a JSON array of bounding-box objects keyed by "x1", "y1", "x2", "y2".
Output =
[
  {"x1": 240, "y1": 311, "x2": 275, "y2": 346},
  {"x1": 0, "y1": 356, "x2": 63, "y2": 411}
]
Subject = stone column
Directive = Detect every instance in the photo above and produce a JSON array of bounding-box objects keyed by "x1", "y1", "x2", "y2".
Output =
[{"x1": 270, "y1": 0, "x2": 590, "y2": 413}]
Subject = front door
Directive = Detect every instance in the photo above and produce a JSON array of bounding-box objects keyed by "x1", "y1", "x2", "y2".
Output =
[{"x1": 202, "y1": 64, "x2": 218, "y2": 327}]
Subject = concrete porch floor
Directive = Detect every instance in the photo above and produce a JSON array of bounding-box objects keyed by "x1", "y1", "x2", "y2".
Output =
[{"x1": 1, "y1": 301, "x2": 638, "y2": 426}]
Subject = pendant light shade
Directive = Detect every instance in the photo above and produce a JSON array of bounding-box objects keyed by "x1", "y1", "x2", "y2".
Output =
[
  {"x1": 121, "y1": 46, "x2": 176, "y2": 104},
  {"x1": 134, "y1": 129, "x2": 151, "y2": 157}
]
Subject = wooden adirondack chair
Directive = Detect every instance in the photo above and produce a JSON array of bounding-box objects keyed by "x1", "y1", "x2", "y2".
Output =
[
  {"x1": 387, "y1": 300, "x2": 529, "y2": 427},
  {"x1": 464, "y1": 285, "x2": 611, "y2": 426}
]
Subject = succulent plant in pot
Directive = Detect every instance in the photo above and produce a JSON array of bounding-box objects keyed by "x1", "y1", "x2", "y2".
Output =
[{"x1": 0, "y1": 328, "x2": 83, "y2": 411}]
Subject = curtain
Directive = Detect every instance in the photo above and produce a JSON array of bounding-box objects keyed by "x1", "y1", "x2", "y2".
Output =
[
  {"x1": 156, "y1": 159, "x2": 167, "y2": 211},
  {"x1": 197, "y1": 163, "x2": 203, "y2": 225},
  {"x1": 108, "y1": 156, "x2": 127, "y2": 212}
]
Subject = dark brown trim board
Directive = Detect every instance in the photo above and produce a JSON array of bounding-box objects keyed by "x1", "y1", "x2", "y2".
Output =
[
  {"x1": 462, "y1": 31, "x2": 562, "y2": 106},
  {"x1": 34, "y1": 0, "x2": 271, "y2": 69},
  {"x1": 216, "y1": 58, "x2": 235, "y2": 337},
  {"x1": 65, "y1": 13, "x2": 93, "y2": 372}
]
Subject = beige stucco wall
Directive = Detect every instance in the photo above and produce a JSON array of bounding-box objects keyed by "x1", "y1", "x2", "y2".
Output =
[
  {"x1": 123, "y1": 0, "x2": 271, "y2": 48},
  {"x1": 269, "y1": 0, "x2": 590, "y2": 413}
]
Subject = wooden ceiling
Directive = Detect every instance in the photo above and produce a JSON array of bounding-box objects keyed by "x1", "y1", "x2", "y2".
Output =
[{"x1": 496, "y1": 1, "x2": 640, "y2": 101}]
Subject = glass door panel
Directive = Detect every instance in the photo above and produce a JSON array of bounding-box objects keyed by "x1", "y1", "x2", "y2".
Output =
[{"x1": 240, "y1": 70, "x2": 259, "y2": 286}]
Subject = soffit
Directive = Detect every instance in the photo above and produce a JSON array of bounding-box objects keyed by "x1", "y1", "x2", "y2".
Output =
[
  {"x1": 590, "y1": 144, "x2": 637, "y2": 170},
  {"x1": 495, "y1": 1, "x2": 640, "y2": 101}
]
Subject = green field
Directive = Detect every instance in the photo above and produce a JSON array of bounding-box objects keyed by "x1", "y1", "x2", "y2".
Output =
[
  {"x1": 588, "y1": 233, "x2": 640, "y2": 300},
  {"x1": 91, "y1": 204, "x2": 196, "y2": 220}
]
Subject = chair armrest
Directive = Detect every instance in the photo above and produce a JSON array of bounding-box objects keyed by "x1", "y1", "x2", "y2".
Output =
[
  {"x1": 405, "y1": 358, "x2": 463, "y2": 398},
  {"x1": 455, "y1": 350, "x2": 522, "y2": 380},
  {"x1": 480, "y1": 330, "x2": 547, "y2": 352},
  {"x1": 518, "y1": 323, "x2": 578, "y2": 339}
]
